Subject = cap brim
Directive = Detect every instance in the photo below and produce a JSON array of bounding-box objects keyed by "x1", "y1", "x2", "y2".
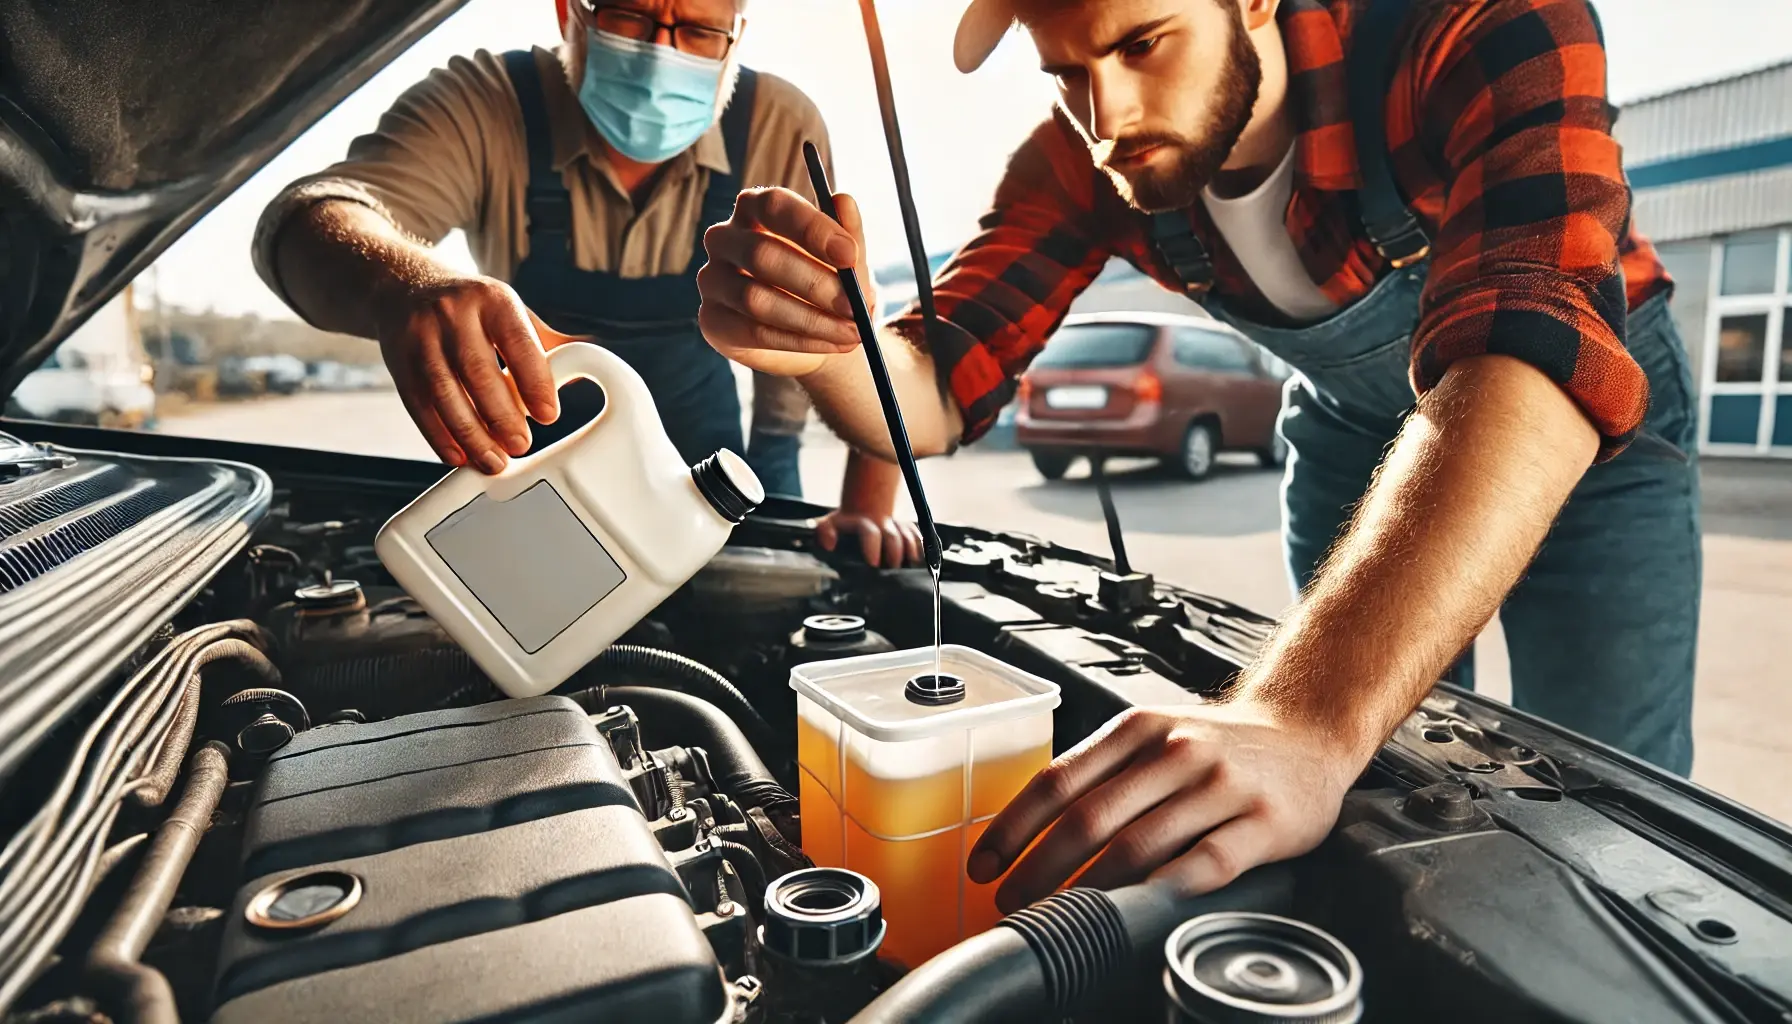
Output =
[{"x1": 954, "y1": 0, "x2": 1014, "y2": 74}]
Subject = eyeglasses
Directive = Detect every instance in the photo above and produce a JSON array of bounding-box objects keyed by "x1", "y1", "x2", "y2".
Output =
[{"x1": 576, "y1": 2, "x2": 743, "y2": 61}]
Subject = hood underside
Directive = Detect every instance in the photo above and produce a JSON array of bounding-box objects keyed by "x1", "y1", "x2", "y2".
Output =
[{"x1": 0, "y1": 0, "x2": 473, "y2": 397}]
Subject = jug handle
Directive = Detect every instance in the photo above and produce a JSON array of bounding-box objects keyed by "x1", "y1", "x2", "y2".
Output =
[{"x1": 498, "y1": 341, "x2": 663, "y2": 471}]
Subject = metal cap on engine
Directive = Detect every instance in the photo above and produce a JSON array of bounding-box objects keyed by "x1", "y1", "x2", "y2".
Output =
[
  {"x1": 802, "y1": 614, "x2": 868, "y2": 644},
  {"x1": 1164, "y1": 912, "x2": 1363, "y2": 1024},
  {"x1": 759, "y1": 868, "x2": 886, "y2": 966},
  {"x1": 293, "y1": 578, "x2": 365, "y2": 612}
]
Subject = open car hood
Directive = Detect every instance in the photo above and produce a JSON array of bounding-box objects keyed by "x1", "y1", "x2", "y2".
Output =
[{"x1": 0, "y1": 0, "x2": 474, "y2": 399}]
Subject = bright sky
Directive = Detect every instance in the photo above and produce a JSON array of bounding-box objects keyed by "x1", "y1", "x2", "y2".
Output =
[{"x1": 142, "y1": 0, "x2": 1792, "y2": 321}]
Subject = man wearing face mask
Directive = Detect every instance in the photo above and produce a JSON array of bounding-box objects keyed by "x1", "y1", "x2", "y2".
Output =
[
  {"x1": 250, "y1": 0, "x2": 925, "y2": 568},
  {"x1": 699, "y1": 0, "x2": 1700, "y2": 903}
]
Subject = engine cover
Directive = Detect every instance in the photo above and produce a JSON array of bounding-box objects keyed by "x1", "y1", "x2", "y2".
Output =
[{"x1": 209, "y1": 696, "x2": 729, "y2": 1024}]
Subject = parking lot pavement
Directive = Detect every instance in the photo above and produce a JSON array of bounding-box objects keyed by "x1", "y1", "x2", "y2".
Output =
[{"x1": 156, "y1": 392, "x2": 1792, "y2": 824}]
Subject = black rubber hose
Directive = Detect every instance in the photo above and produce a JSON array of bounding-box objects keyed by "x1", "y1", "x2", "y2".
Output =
[
  {"x1": 572, "y1": 686, "x2": 796, "y2": 813},
  {"x1": 88, "y1": 741, "x2": 231, "y2": 1024},
  {"x1": 713, "y1": 837, "x2": 770, "y2": 904},
  {"x1": 848, "y1": 865, "x2": 1297, "y2": 1024},
  {"x1": 574, "y1": 646, "x2": 778, "y2": 755}
]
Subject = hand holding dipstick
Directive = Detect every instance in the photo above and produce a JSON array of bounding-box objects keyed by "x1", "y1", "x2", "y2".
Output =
[{"x1": 802, "y1": 140, "x2": 943, "y2": 573}]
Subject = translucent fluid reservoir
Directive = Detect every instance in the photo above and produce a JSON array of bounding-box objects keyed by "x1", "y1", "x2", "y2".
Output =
[{"x1": 791, "y1": 645, "x2": 1060, "y2": 967}]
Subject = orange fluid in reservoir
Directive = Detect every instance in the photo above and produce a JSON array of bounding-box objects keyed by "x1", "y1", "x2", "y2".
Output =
[{"x1": 796, "y1": 714, "x2": 1052, "y2": 967}]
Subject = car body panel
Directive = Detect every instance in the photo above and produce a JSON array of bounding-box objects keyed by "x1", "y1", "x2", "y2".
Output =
[{"x1": 1016, "y1": 314, "x2": 1286, "y2": 460}]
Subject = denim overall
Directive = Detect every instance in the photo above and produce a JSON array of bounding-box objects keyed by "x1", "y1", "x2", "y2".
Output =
[
  {"x1": 501, "y1": 52, "x2": 801, "y2": 497},
  {"x1": 1150, "y1": 0, "x2": 1700, "y2": 773}
]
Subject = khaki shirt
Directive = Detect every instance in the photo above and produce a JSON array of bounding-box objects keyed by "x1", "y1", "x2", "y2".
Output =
[{"x1": 252, "y1": 45, "x2": 826, "y2": 433}]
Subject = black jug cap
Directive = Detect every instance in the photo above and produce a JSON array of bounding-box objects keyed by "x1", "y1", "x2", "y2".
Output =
[{"x1": 692, "y1": 449, "x2": 764, "y2": 524}]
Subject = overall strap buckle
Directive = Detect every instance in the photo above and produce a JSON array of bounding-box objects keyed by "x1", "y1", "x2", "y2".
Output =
[
  {"x1": 1348, "y1": 0, "x2": 1431, "y2": 271},
  {"x1": 1150, "y1": 211, "x2": 1214, "y2": 295}
]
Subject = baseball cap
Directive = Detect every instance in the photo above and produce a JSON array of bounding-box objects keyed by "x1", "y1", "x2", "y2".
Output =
[{"x1": 955, "y1": 0, "x2": 1017, "y2": 73}]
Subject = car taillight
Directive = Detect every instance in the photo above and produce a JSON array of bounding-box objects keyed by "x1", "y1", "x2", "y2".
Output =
[
  {"x1": 1018, "y1": 377, "x2": 1033, "y2": 401},
  {"x1": 1133, "y1": 373, "x2": 1162, "y2": 403}
]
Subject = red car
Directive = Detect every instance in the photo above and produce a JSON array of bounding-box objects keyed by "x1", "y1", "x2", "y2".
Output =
[{"x1": 1015, "y1": 312, "x2": 1291, "y2": 480}]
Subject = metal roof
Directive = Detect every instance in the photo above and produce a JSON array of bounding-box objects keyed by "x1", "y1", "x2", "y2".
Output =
[
  {"x1": 1619, "y1": 59, "x2": 1792, "y2": 241},
  {"x1": 1617, "y1": 59, "x2": 1792, "y2": 165},
  {"x1": 1632, "y1": 165, "x2": 1792, "y2": 244}
]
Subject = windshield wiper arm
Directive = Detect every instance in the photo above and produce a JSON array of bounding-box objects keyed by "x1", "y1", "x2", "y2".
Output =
[{"x1": 0, "y1": 436, "x2": 75, "y2": 479}]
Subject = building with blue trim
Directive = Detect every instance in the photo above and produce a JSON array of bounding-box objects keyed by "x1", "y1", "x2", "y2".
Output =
[{"x1": 1620, "y1": 59, "x2": 1792, "y2": 458}]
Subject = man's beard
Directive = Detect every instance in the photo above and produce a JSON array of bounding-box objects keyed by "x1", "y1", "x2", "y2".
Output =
[{"x1": 1094, "y1": 10, "x2": 1262, "y2": 213}]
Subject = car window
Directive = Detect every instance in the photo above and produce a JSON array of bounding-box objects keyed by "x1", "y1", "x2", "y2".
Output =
[
  {"x1": 1172, "y1": 329, "x2": 1255, "y2": 374},
  {"x1": 1031, "y1": 324, "x2": 1156, "y2": 369}
]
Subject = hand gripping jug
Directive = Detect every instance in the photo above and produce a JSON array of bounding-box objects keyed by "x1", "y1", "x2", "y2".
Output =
[
  {"x1": 374, "y1": 341, "x2": 763, "y2": 698},
  {"x1": 791, "y1": 645, "x2": 1060, "y2": 968}
]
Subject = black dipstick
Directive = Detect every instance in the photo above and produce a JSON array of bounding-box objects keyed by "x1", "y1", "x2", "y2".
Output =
[{"x1": 802, "y1": 140, "x2": 943, "y2": 572}]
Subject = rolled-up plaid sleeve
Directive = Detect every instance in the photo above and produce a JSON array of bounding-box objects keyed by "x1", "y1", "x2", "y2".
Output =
[
  {"x1": 1408, "y1": 0, "x2": 1648, "y2": 459},
  {"x1": 889, "y1": 119, "x2": 1114, "y2": 444}
]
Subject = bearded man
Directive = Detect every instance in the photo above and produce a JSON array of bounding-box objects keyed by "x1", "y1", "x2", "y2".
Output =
[{"x1": 696, "y1": 0, "x2": 1701, "y2": 904}]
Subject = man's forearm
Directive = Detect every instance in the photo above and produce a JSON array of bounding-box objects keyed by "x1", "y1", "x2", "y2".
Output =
[
  {"x1": 840, "y1": 445, "x2": 904, "y2": 512},
  {"x1": 1237, "y1": 354, "x2": 1600, "y2": 756},
  {"x1": 273, "y1": 199, "x2": 459, "y2": 338},
  {"x1": 798, "y1": 327, "x2": 964, "y2": 461}
]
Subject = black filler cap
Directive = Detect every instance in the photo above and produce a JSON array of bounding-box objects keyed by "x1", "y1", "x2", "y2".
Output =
[
  {"x1": 692, "y1": 449, "x2": 764, "y2": 524},
  {"x1": 905, "y1": 672, "x2": 965, "y2": 707},
  {"x1": 760, "y1": 868, "x2": 886, "y2": 965}
]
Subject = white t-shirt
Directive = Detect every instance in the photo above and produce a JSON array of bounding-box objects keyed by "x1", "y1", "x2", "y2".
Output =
[{"x1": 1201, "y1": 145, "x2": 1338, "y2": 323}]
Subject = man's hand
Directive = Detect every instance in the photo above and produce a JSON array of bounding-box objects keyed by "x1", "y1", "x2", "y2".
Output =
[
  {"x1": 816, "y1": 510, "x2": 924, "y2": 568},
  {"x1": 270, "y1": 200, "x2": 577, "y2": 475},
  {"x1": 372, "y1": 276, "x2": 575, "y2": 473},
  {"x1": 697, "y1": 186, "x2": 871, "y2": 378},
  {"x1": 967, "y1": 701, "x2": 1362, "y2": 912},
  {"x1": 815, "y1": 447, "x2": 924, "y2": 568}
]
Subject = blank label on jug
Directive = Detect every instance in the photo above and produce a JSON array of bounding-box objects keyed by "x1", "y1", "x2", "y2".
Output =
[{"x1": 426, "y1": 480, "x2": 626, "y2": 654}]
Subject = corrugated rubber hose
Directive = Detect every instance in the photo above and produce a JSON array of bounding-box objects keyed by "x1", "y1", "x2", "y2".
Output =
[{"x1": 848, "y1": 865, "x2": 1297, "y2": 1023}]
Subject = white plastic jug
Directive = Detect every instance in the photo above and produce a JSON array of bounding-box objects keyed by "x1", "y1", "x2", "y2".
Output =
[{"x1": 374, "y1": 341, "x2": 763, "y2": 698}]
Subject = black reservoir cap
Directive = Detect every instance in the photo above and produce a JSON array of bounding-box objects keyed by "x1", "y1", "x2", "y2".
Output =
[
  {"x1": 905, "y1": 672, "x2": 965, "y2": 706},
  {"x1": 802, "y1": 614, "x2": 868, "y2": 644},
  {"x1": 760, "y1": 868, "x2": 885, "y2": 965}
]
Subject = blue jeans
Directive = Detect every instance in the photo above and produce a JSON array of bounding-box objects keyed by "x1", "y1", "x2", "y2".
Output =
[
  {"x1": 747, "y1": 431, "x2": 804, "y2": 499},
  {"x1": 1210, "y1": 268, "x2": 1701, "y2": 775}
]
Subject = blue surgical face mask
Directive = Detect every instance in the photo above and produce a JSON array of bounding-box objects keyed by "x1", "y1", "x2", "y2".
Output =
[{"x1": 577, "y1": 28, "x2": 726, "y2": 164}]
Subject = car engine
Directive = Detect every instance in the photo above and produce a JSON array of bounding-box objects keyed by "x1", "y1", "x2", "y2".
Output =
[{"x1": 3, "y1": 436, "x2": 1791, "y2": 1024}]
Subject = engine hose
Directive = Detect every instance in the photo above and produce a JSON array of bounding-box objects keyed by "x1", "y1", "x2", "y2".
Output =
[
  {"x1": 572, "y1": 686, "x2": 797, "y2": 813},
  {"x1": 135, "y1": 639, "x2": 277, "y2": 807},
  {"x1": 572, "y1": 646, "x2": 779, "y2": 759},
  {"x1": 87, "y1": 741, "x2": 231, "y2": 1024},
  {"x1": 712, "y1": 838, "x2": 770, "y2": 905},
  {"x1": 285, "y1": 647, "x2": 493, "y2": 717},
  {"x1": 848, "y1": 864, "x2": 1297, "y2": 1024}
]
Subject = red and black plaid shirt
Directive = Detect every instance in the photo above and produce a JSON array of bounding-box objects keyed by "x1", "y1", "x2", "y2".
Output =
[{"x1": 895, "y1": 0, "x2": 1668, "y2": 458}]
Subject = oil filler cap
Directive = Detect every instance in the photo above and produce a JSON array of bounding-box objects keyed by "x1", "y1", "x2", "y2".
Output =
[
  {"x1": 246, "y1": 871, "x2": 363, "y2": 931},
  {"x1": 760, "y1": 868, "x2": 885, "y2": 965},
  {"x1": 1165, "y1": 912, "x2": 1363, "y2": 1023}
]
